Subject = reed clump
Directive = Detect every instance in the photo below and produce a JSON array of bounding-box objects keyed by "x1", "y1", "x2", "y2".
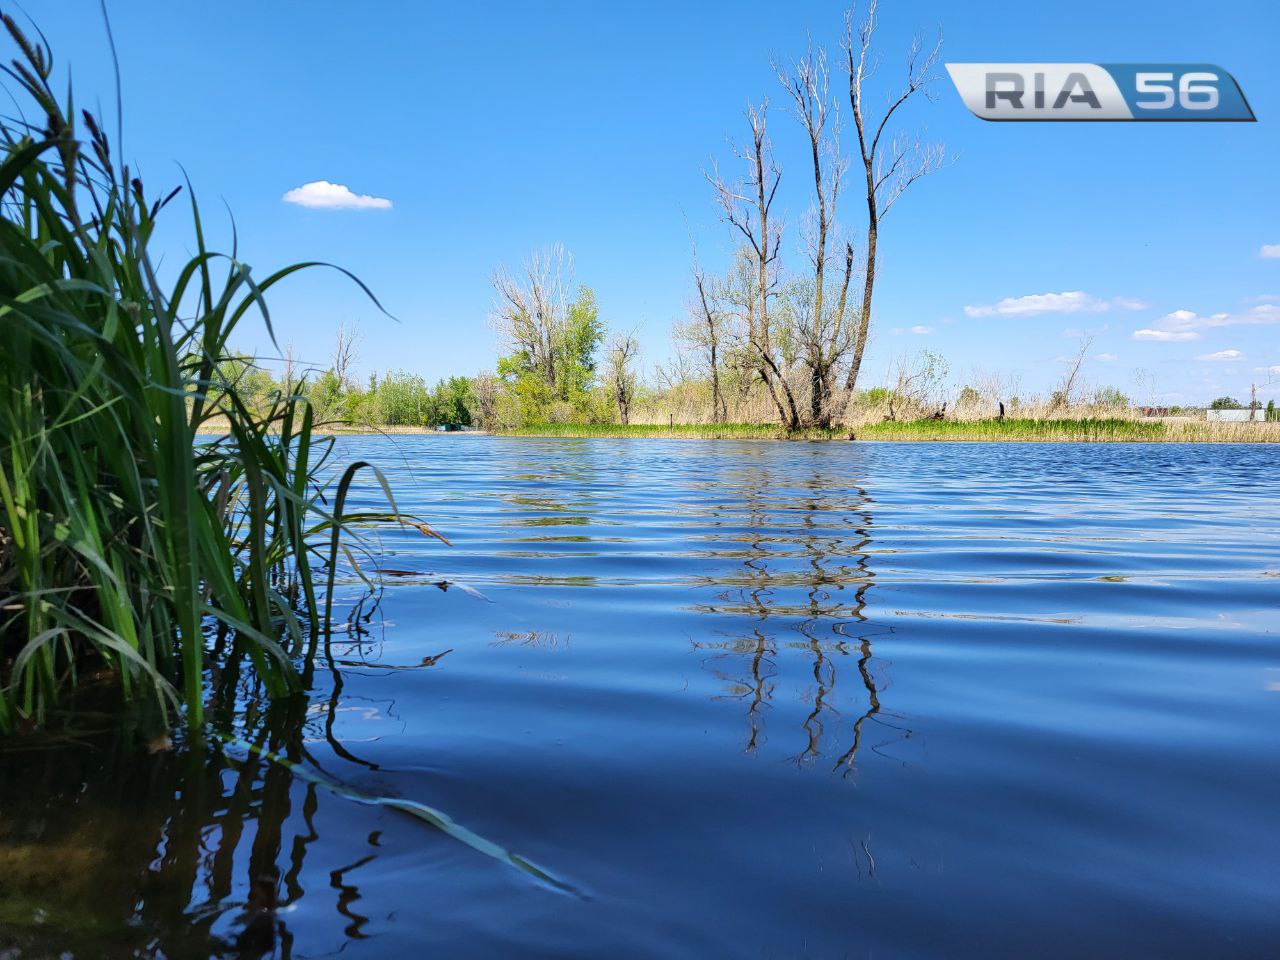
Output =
[
  {"x1": 0, "y1": 21, "x2": 413, "y2": 733},
  {"x1": 857, "y1": 417, "x2": 1167, "y2": 442},
  {"x1": 499, "y1": 417, "x2": 1280, "y2": 443}
]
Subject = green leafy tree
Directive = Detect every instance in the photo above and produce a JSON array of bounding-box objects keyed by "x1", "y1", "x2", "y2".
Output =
[
  {"x1": 558, "y1": 286, "x2": 604, "y2": 402},
  {"x1": 1094, "y1": 386, "x2": 1130, "y2": 409},
  {"x1": 372, "y1": 370, "x2": 430, "y2": 425},
  {"x1": 1210, "y1": 396, "x2": 1243, "y2": 410},
  {"x1": 496, "y1": 353, "x2": 555, "y2": 424},
  {"x1": 208, "y1": 354, "x2": 278, "y2": 414},
  {"x1": 492, "y1": 248, "x2": 605, "y2": 424},
  {"x1": 429, "y1": 376, "x2": 474, "y2": 427},
  {"x1": 857, "y1": 386, "x2": 892, "y2": 408},
  {"x1": 306, "y1": 369, "x2": 345, "y2": 422}
]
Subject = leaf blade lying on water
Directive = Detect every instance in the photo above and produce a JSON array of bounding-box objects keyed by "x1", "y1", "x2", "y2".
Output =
[{"x1": 217, "y1": 733, "x2": 580, "y2": 897}]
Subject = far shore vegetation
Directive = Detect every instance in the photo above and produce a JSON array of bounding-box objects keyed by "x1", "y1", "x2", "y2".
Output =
[
  {"x1": 213, "y1": 418, "x2": 1277, "y2": 443},
  {"x1": 206, "y1": 337, "x2": 1280, "y2": 442},
  {"x1": 497, "y1": 418, "x2": 1280, "y2": 443}
]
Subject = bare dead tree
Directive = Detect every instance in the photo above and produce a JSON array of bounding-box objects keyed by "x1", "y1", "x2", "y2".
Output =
[
  {"x1": 715, "y1": 249, "x2": 774, "y2": 418},
  {"x1": 674, "y1": 233, "x2": 731, "y2": 423},
  {"x1": 691, "y1": 267, "x2": 732, "y2": 424},
  {"x1": 708, "y1": 102, "x2": 802, "y2": 429},
  {"x1": 282, "y1": 339, "x2": 298, "y2": 396},
  {"x1": 332, "y1": 320, "x2": 361, "y2": 388},
  {"x1": 832, "y1": 0, "x2": 945, "y2": 423},
  {"x1": 1131, "y1": 367, "x2": 1158, "y2": 408},
  {"x1": 777, "y1": 41, "x2": 856, "y2": 427},
  {"x1": 653, "y1": 347, "x2": 694, "y2": 393},
  {"x1": 974, "y1": 367, "x2": 1020, "y2": 418},
  {"x1": 886, "y1": 348, "x2": 949, "y2": 420},
  {"x1": 1052, "y1": 336, "x2": 1093, "y2": 411},
  {"x1": 490, "y1": 245, "x2": 572, "y2": 393},
  {"x1": 471, "y1": 371, "x2": 500, "y2": 428},
  {"x1": 606, "y1": 332, "x2": 640, "y2": 425}
]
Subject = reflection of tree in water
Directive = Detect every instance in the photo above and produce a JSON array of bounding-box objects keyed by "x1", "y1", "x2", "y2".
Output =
[
  {"x1": 692, "y1": 464, "x2": 910, "y2": 775},
  {"x1": 0, "y1": 615, "x2": 439, "y2": 959},
  {"x1": 708, "y1": 626, "x2": 777, "y2": 754}
]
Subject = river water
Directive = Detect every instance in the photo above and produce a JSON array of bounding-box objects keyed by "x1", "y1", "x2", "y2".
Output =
[{"x1": 2, "y1": 438, "x2": 1277, "y2": 958}]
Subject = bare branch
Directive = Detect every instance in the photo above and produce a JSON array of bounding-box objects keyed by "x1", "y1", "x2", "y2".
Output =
[
  {"x1": 490, "y1": 245, "x2": 574, "y2": 391},
  {"x1": 875, "y1": 132, "x2": 945, "y2": 215},
  {"x1": 332, "y1": 320, "x2": 361, "y2": 388}
]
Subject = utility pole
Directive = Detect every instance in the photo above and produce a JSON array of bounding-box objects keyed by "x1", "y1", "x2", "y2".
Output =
[{"x1": 1251, "y1": 383, "x2": 1259, "y2": 421}]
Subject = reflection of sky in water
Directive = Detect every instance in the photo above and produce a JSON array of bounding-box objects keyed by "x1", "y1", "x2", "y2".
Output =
[{"x1": 2, "y1": 438, "x2": 1278, "y2": 959}]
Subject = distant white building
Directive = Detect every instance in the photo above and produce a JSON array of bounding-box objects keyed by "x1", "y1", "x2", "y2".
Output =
[{"x1": 1206, "y1": 408, "x2": 1265, "y2": 422}]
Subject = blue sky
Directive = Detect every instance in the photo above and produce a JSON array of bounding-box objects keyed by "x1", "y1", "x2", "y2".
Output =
[{"x1": 34, "y1": 0, "x2": 1280, "y2": 404}]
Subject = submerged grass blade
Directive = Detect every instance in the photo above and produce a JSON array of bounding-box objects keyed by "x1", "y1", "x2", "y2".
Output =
[{"x1": 220, "y1": 733, "x2": 581, "y2": 897}]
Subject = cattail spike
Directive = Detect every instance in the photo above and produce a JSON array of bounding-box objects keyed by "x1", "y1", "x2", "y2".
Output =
[{"x1": 1, "y1": 15, "x2": 42, "y2": 81}]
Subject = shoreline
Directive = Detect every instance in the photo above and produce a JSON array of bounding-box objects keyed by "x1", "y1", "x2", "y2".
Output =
[{"x1": 195, "y1": 417, "x2": 1280, "y2": 443}]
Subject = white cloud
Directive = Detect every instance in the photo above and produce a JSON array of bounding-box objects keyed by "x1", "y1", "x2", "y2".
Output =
[
  {"x1": 282, "y1": 180, "x2": 392, "y2": 210},
  {"x1": 1133, "y1": 328, "x2": 1199, "y2": 342},
  {"x1": 909, "y1": 325, "x2": 933, "y2": 335},
  {"x1": 1260, "y1": 244, "x2": 1280, "y2": 259},
  {"x1": 1131, "y1": 303, "x2": 1280, "y2": 342},
  {"x1": 966, "y1": 291, "x2": 1103, "y2": 318},
  {"x1": 1111, "y1": 297, "x2": 1149, "y2": 311},
  {"x1": 1095, "y1": 353, "x2": 1118, "y2": 362},
  {"x1": 964, "y1": 291, "x2": 1146, "y2": 318},
  {"x1": 1196, "y1": 349, "x2": 1243, "y2": 361}
]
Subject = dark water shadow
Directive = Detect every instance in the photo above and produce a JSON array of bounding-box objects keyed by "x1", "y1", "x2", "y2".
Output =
[{"x1": 0, "y1": 613, "x2": 415, "y2": 959}]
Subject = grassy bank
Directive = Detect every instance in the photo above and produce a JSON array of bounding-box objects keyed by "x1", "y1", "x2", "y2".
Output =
[
  {"x1": 499, "y1": 422, "x2": 846, "y2": 440},
  {"x1": 864, "y1": 417, "x2": 1280, "y2": 442},
  {"x1": 861, "y1": 418, "x2": 1165, "y2": 441},
  {"x1": 497, "y1": 417, "x2": 1280, "y2": 442}
]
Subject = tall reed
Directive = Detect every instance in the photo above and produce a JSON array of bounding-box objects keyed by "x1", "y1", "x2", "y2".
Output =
[{"x1": 0, "y1": 20, "x2": 416, "y2": 733}]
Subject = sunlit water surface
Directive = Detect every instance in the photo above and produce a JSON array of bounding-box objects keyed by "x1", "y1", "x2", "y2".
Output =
[{"x1": 2, "y1": 438, "x2": 1278, "y2": 958}]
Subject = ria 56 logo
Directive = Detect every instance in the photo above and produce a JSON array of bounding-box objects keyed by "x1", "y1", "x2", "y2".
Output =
[{"x1": 946, "y1": 64, "x2": 1255, "y2": 121}]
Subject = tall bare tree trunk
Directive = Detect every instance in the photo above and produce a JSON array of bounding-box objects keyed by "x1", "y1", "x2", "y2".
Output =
[
  {"x1": 748, "y1": 108, "x2": 801, "y2": 430},
  {"x1": 807, "y1": 107, "x2": 829, "y2": 427},
  {"x1": 332, "y1": 320, "x2": 360, "y2": 389},
  {"x1": 282, "y1": 339, "x2": 297, "y2": 397},
  {"x1": 694, "y1": 270, "x2": 727, "y2": 423},
  {"x1": 829, "y1": 0, "x2": 944, "y2": 425},
  {"x1": 842, "y1": 192, "x2": 877, "y2": 407},
  {"x1": 779, "y1": 44, "x2": 839, "y2": 427},
  {"x1": 606, "y1": 333, "x2": 639, "y2": 425},
  {"x1": 709, "y1": 102, "x2": 800, "y2": 430}
]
